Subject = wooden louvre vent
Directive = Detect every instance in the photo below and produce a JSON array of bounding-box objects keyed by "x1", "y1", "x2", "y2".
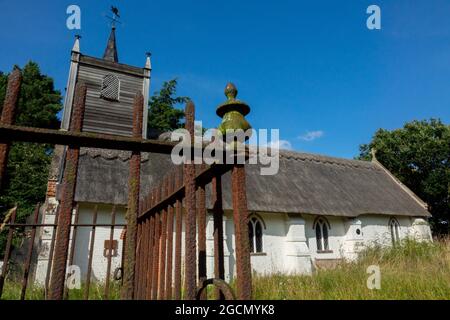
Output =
[{"x1": 100, "y1": 74, "x2": 120, "y2": 101}]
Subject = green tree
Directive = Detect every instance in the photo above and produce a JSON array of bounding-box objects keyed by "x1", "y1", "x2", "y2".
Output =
[
  {"x1": 358, "y1": 119, "x2": 450, "y2": 235},
  {"x1": 0, "y1": 62, "x2": 62, "y2": 254},
  {"x1": 147, "y1": 79, "x2": 188, "y2": 133}
]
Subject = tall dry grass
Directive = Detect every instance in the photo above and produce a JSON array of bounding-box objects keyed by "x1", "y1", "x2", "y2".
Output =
[
  {"x1": 252, "y1": 238, "x2": 450, "y2": 299},
  {"x1": 1, "y1": 238, "x2": 449, "y2": 300}
]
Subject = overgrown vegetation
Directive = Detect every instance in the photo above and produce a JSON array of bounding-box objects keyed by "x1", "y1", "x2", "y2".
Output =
[
  {"x1": 1, "y1": 281, "x2": 122, "y2": 300},
  {"x1": 252, "y1": 238, "x2": 450, "y2": 299},
  {"x1": 1, "y1": 239, "x2": 449, "y2": 300}
]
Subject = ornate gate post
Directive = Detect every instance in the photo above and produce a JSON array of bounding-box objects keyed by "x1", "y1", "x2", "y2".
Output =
[
  {"x1": 216, "y1": 83, "x2": 252, "y2": 299},
  {"x1": 0, "y1": 67, "x2": 22, "y2": 190},
  {"x1": 121, "y1": 92, "x2": 144, "y2": 299}
]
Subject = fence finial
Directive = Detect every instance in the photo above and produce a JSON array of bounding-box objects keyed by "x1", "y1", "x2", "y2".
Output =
[{"x1": 216, "y1": 83, "x2": 251, "y2": 137}]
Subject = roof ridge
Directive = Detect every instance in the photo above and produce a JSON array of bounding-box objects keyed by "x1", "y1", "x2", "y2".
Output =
[{"x1": 254, "y1": 148, "x2": 377, "y2": 169}]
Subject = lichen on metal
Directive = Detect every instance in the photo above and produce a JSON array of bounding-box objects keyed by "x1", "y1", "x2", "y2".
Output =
[
  {"x1": 216, "y1": 82, "x2": 252, "y2": 300},
  {"x1": 216, "y1": 83, "x2": 251, "y2": 136}
]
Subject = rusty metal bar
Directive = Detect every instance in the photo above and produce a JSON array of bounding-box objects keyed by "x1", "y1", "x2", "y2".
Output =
[
  {"x1": 151, "y1": 188, "x2": 161, "y2": 300},
  {"x1": 145, "y1": 190, "x2": 155, "y2": 299},
  {"x1": 139, "y1": 163, "x2": 233, "y2": 220},
  {"x1": 174, "y1": 168, "x2": 183, "y2": 300},
  {"x1": 140, "y1": 216, "x2": 150, "y2": 299},
  {"x1": 3, "y1": 223, "x2": 125, "y2": 228},
  {"x1": 0, "y1": 123, "x2": 182, "y2": 154},
  {"x1": 5, "y1": 223, "x2": 56, "y2": 227},
  {"x1": 231, "y1": 164, "x2": 252, "y2": 300},
  {"x1": 64, "y1": 203, "x2": 80, "y2": 300},
  {"x1": 0, "y1": 68, "x2": 22, "y2": 190},
  {"x1": 184, "y1": 101, "x2": 197, "y2": 300},
  {"x1": 140, "y1": 219, "x2": 147, "y2": 299},
  {"x1": 135, "y1": 219, "x2": 143, "y2": 299},
  {"x1": 121, "y1": 92, "x2": 143, "y2": 300},
  {"x1": 165, "y1": 173, "x2": 175, "y2": 300},
  {"x1": 84, "y1": 205, "x2": 98, "y2": 300},
  {"x1": 145, "y1": 213, "x2": 155, "y2": 299},
  {"x1": 158, "y1": 177, "x2": 168, "y2": 299},
  {"x1": 49, "y1": 82, "x2": 87, "y2": 300},
  {"x1": 0, "y1": 207, "x2": 17, "y2": 298},
  {"x1": 212, "y1": 175, "x2": 225, "y2": 300},
  {"x1": 20, "y1": 204, "x2": 41, "y2": 300},
  {"x1": 197, "y1": 165, "x2": 207, "y2": 300},
  {"x1": 104, "y1": 205, "x2": 117, "y2": 299}
]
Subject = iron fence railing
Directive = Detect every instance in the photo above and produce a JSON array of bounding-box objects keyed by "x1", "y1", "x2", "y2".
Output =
[{"x1": 0, "y1": 67, "x2": 252, "y2": 300}]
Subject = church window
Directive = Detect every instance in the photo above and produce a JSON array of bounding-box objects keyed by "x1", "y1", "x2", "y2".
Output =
[
  {"x1": 314, "y1": 217, "x2": 330, "y2": 252},
  {"x1": 248, "y1": 215, "x2": 264, "y2": 253},
  {"x1": 389, "y1": 217, "x2": 400, "y2": 245},
  {"x1": 100, "y1": 74, "x2": 120, "y2": 101}
]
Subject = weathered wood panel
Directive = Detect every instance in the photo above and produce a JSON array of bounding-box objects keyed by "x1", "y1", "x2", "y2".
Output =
[{"x1": 77, "y1": 58, "x2": 146, "y2": 137}]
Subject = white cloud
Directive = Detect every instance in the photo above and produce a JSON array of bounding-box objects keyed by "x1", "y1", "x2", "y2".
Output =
[
  {"x1": 262, "y1": 139, "x2": 292, "y2": 150},
  {"x1": 298, "y1": 130, "x2": 324, "y2": 142}
]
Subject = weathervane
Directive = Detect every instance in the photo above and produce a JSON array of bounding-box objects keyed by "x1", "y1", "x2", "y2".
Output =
[{"x1": 106, "y1": 6, "x2": 121, "y2": 28}]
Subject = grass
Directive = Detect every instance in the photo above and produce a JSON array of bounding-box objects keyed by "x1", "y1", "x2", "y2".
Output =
[
  {"x1": 1, "y1": 280, "x2": 122, "y2": 300},
  {"x1": 1, "y1": 238, "x2": 449, "y2": 300},
  {"x1": 252, "y1": 238, "x2": 450, "y2": 299}
]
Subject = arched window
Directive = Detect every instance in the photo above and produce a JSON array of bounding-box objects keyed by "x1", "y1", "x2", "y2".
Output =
[
  {"x1": 248, "y1": 215, "x2": 264, "y2": 253},
  {"x1": 389, "y1": 218, "x2": 400, "y2": 245},
  {"x1": 314, "y1": 217, "x2": 330, "y2": 252},
  {"x1": 100, "y1": 74, "x2": 120, "y2": 101}
]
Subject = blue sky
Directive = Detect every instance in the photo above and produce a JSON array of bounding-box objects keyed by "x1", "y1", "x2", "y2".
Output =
[{"x1": 1, "y1": 0, "x2": 449, "y2": 159}]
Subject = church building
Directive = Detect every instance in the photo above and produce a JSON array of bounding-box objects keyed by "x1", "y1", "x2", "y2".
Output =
[{"x1": 35, "y1": 25, "x2": 432, "y2": 284}]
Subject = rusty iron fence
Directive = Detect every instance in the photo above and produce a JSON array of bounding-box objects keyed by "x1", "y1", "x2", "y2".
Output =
[
  {"x1": 0, "y1": 67, "x2": 252, "y2": 300},
  {"x1": 135, "y1": 101, "x2": 252, "y2": 300},
  {"x1": 0, "y1": 203, "x2": 127, "y2": 300}
]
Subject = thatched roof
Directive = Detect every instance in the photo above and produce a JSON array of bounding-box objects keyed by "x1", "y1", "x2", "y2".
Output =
[{"x1": 71, "y1": 148, "x2": 430, "y2": 218}]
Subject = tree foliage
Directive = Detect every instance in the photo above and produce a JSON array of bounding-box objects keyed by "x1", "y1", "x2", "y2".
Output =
[
  {"x1": 358, "y1": 119, "x2": 450, "y2": 234},
  {"x1": 147, "y1": 79, "x2": 188, "y2": 133},
  {"x1": 0, "y1": 62, "x2": 62, "y2": 254}
]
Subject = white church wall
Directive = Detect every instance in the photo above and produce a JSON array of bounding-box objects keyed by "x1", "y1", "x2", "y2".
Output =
[
  {"x1": 284, "y1": 214, "x2": 312, "y2": 274},
  {"x1": 72, "y1": 203, "x2": 126, "y2": 283},
  {"x1": 35, "y1": 196, "x2": 59, "y2": 284},
  {"x1": 304, "y1": 215, "x2": 347, "y2": 261},
  {"x1": 246, "y1": 212, "x2": 287, "y2": 276},
  {"x1": 342, "y1": 218, "x2": 364, "y2": 261},
  {"x1": 361, "y1": 215, "x2": 410, "y2": 246},
  {"x1": 35, "y1": 199, "x2": 433, "y2": 287},
  {"x1": 207, "y1": 211, "x2": 288, "y2": 281},
  {"x1": 411, "y1": 217, "x2": 433, "y2": 241}
]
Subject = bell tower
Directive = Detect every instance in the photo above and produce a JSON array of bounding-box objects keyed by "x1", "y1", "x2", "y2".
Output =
[{"x1": 60, "y1": 12, "x2": 150, "y2": 138}]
